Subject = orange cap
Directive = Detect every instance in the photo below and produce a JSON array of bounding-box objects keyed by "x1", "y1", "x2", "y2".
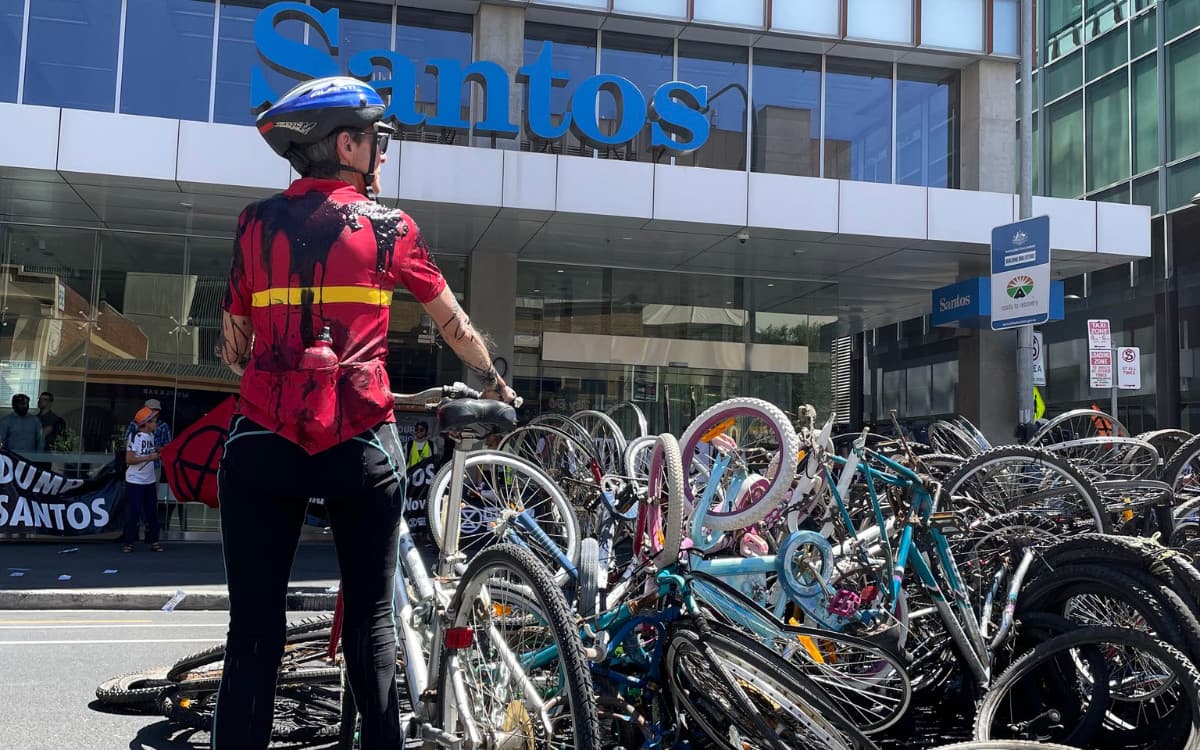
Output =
[{"x1": 134, "y1": 406, "x2": 157, "y2": 426}]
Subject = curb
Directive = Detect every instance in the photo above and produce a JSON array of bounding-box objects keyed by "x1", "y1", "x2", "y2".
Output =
[{"x1": 0, "y1": 589, "x2": 337, "y2": 611}]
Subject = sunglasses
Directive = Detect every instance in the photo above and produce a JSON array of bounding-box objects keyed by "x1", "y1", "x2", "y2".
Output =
[{"x1": 353, "y1": 130, "x2": 390, "y2": 155}]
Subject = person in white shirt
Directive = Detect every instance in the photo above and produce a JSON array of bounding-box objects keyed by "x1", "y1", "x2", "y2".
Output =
[{"x1": 123, "y1": 407, "x2": 163, "y2": 553}]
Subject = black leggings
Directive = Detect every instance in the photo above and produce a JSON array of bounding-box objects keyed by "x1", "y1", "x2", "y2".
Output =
[{"x1": 213, "y1": 417, "x2": 408, "y2": 750}]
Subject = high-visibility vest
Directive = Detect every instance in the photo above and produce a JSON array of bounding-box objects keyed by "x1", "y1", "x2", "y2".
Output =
[{"x1": 408, "y1": 440, "x2": 432, "y2": 468}]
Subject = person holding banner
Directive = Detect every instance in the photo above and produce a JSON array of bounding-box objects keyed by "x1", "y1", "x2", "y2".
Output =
[{"x1": 123, "y1": 407, "x2": 162, "y2": 553}]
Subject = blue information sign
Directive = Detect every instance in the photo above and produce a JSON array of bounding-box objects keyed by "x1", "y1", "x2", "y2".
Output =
[{"x1": 990, "y1": 215, "x2": 1051, "y2": 331}]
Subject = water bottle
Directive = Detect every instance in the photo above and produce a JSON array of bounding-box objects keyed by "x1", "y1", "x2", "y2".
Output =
[{"x1": 299, "y1": 325, "x2": 337, "y2": 369}]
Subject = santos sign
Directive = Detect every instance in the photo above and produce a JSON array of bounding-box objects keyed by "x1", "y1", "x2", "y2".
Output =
[{"x1": 252, "y1": 2, "x2": 711, "y2": 153}]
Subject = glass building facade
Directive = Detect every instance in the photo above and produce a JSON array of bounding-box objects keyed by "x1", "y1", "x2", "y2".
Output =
[
  {"x1": 0, "y1": 0, "x2": 997, "y2": 535},
  {"x1": 862, "y1": 0, "x2": 1200, "y2": 434}
]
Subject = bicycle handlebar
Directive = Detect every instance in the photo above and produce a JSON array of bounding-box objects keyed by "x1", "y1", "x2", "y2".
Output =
[{"x1": 392, "y1": 382, "x2": 523, "y2": 409}]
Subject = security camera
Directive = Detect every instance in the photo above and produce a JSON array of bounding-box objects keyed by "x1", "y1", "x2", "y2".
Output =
[{"x1": 736, "y1": 230, "x2": 750, "y2": 244}]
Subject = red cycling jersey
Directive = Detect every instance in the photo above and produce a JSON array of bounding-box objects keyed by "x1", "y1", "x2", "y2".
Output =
[{"x1": 223, "y1": 178, "x2": 446, "y2": 455}]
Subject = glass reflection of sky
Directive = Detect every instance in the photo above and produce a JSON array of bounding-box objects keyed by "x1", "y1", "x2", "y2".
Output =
[
  {"x1": 1, "y1": 0, "x2": 26, "y2": 103},
  {"x1": 599, "y1": 34, "x2": 673, "y2": 119},
  {"x1": 824, "y1": 59, "x2": 893, "y2": 182},
  {"x1": 121, "y1": 0, "x2": 215, "y2": 121}
]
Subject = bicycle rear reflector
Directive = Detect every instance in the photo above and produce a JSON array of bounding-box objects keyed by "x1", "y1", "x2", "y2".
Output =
[{"x1": 444, "y1": 627, "x2": 475, "y2": 649}]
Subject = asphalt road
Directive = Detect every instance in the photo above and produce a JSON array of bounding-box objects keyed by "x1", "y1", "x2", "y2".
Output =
[{"x1": 0, "y1": 609, "x2": 337, "y2": 750}]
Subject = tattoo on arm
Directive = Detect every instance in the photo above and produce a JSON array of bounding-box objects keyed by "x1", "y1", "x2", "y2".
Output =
[
  {"x1": 433, "y1": 297, "x2": 502, "y2": 389},
  {"x1": 217, "y1": 314, "x2": 254, "y2": 373}
]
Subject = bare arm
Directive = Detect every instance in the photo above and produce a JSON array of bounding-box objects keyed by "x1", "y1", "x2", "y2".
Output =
[
  {"x1": 422, "y1": 286, "x2": 516, "y2": 403},
  {"x1": 218, "y1": 312, "x2": 254, "y2": 377},
  {"x1": 125, "y1": 449, "x2": 160, "y2": 465}
]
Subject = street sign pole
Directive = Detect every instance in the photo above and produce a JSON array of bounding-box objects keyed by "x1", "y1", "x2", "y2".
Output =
[
  {"x1": 1016, "y1": 0, "x2": 1036, "y2": 431},
  {"x1": 1111, "y1": 347, "x2": 1119, "y2": 420}
]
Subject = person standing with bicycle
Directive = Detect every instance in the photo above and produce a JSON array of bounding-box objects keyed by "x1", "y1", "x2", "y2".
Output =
[{"x1": 215, "y1": 76, "x2": 516, "y2": 750}]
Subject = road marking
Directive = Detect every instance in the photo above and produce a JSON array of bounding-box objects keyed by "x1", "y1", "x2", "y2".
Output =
[
  {"x1": 0, "y1": 623, "x2": 228, "y2": 630},
  {"x1": 0, "y1": 638, "x2": 223, "y2": 645}
]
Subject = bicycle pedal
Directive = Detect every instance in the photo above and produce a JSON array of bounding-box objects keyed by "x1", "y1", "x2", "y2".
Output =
[{"x1": 928, "y1": 510, "x2": 965, "y2": 535}]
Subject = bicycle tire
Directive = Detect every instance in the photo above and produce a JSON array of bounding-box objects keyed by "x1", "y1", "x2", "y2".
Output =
[
  {"x1": 1036, "y1": 534, "x2": 1200, "y2": 623},
  {"x1": 1017, "y1": 563, "x2": 1192, "y2": 660},
  {"x1": 165, "y1": 613, "x2": 335, "y2": 682},
  {"x1": 941, "y1": 445, "x2": 1111, "y2": 533},
  {"x1": 94, "y1": 667, "x2": 172, "y2": 708},
  {"x1": 974, "y1": 626, "x2": 1200, "y2": 748},
  {"x1": 578, "y1": 537, "x2": 601, "y2": 619},
  {"x1": 441, "y1": 543, "x2": 601, "y2": 750},
  {"x1": 162, "y1": 670, "x2": 343, "y2": 741},
  {"x1": 664, "y1": 620, "x2": 875, "y2": 750},
  {"x1": 931, "y1": 742, "x2": 1085, "y2": 749},
  {"x1": 690, "y1": 570, "x2": 911, "y2": 734},
  {"x1": 1164, "y1": 432, "x2": 1200, "y2": 500},
  {"x1": 679, "y1": 397, "x2": 801, "y2": 532},
  {"x1": 640, "y1": 433, "x2": 685, "y2": 566},
  {"x1": 572, "y1": 409, "x2": 629, "y2": 473},
  {"x1": 425, "y1": 450, "x2": 580, "y2": 586},
  {"x1": 605, "y1": 400, "x2": 649, "y2": 439}
]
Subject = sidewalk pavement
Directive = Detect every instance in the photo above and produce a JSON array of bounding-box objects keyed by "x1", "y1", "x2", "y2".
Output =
[{"x1": 0, "y1": 540, "x2": 340, "y2": 611}]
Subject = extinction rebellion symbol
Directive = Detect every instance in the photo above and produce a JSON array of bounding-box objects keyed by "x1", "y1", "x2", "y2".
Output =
[{"x1": 1006, "y1": 275, "x2": 1034, "y2": 299}]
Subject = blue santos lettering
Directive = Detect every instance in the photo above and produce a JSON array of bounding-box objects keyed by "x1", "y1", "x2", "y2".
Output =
[{"x1": 253, "y1": 3, "x2": 710, "y2": 154}]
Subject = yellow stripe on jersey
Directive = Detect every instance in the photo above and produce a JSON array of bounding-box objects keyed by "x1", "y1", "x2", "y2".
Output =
[{"x1": 250, "y1": 286, "x2": 393, "y2": 308}]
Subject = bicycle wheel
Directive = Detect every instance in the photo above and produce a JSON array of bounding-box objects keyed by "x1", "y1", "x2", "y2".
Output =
[
  {"x1": 441, "y1": 543, "x2": 600, "y2": 750},
  {"x1": 572, "y1": 410, "x2": 628, "y2": 474},
  {"x1": 679, "y1": 397, "x2": 800, "y2": 532},
  {"x1": 664, "y1": 620, "x2": 874, "y2": 750},
  {"x1": 95, "y1": 667, "x2": 172, "y2": 709},
  {"x1": 1029, "y1": 408, "x2": 1128, "y2": 445},
  {"x1": 690, "y1": 571, "x2": 911, "y2": 734},
  {"x1": 605, "y1": 401, "x2": 649, "y2": 440},
  {"x1": 623, "y1": 435, "x2": 658, "y2": 485},
  {"x1": 942, "y1": 445, "x2": 1111, "y2": 534},
  {"x1": 1164, "y1": 433, "x2": 1200, "y2": 503},
  {"x1": 426, "y1": 450, "x2": 580, "y2": 586},
  {"x1": 636, "y1": 433, "x2": 685, "y2": 566},
  {"x1": 975, "y1": 626, "x2": 1200, "y2": 749},
  {"x1": 166, "y1": 614, "x2": 336, "y2": 682},
  {"x1": 162, "y1": 668, "x2": 343, "y2": 742}
]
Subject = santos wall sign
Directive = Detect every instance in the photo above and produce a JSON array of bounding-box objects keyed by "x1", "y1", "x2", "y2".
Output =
[{"x1": 252, "y1": 2, "x2": 711, "y2": 153}]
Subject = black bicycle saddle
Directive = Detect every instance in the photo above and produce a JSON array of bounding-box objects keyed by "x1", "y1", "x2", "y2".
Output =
[{"x1": 436, "y1": 399, "x2": 519, "y2": 437}]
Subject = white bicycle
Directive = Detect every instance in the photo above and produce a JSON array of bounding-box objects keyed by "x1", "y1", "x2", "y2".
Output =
[{"x1": 339, "y1": 383, "x2": 600, "y2": 750}]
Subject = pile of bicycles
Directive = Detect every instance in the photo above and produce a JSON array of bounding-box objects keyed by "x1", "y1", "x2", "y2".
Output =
[{"x1": 98, "y1": 390, "x2": 1200, "y2": 750}]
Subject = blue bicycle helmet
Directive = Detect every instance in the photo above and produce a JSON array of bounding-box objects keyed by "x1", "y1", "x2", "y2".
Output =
[{"x1": 256, "y1": 76, "x2": 394, "y2": 193}]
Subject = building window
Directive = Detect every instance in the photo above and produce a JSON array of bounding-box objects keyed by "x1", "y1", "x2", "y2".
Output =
[
  {"x1": 1133, "y1": 57, "x2": 1159, "y2": 174},
  {"x1": 1086, "y1": 70, "x2": 1130, "y2": 191},
  {"x1": 1169, "y1": 31, "x2": 1200, "y2": 161},
  {"x1": 771, "y1": 0, "x2": 840, "y2": 36},
  {"x1": 1048, "y1": 93, "x2": 1085, "y2": 197},
  {"x1": 1085, "y1": 24, "x2": 1128, "y2": 80},
  {"x1": 846, "y1": 0, "x2": 913, "y2": 45},
  {"x1": 121, "y1": 0, "x2": 215, "y2": 122},
  {"x1": 0, "y1": 0, "x2": 22, "y2": 103},
  {"x1": 1045, "y1": 48, "x2": 1083, "y2": 101},
  {"x1": 1086, "y1": 0, "x2": 1129, "y2": 40},
  {"x1": 693, "y1": 0, "x2": 764, "y2": 27},
  {"x1": 995, "y1": 0, "x2": 1021, "y2": 54},
  {"x1": 523, "y1": 23, "x2": 597, "y2": 157},
  {"x1": 1132, "y1": 171, "x2": 1159, "y2": 212},
  {"x1": 23, "y1": 0, "x2": 121, "y2": 111},
  {"x1": 750, "y1": 48, "x2": 821, "y2": 177},
  {"x1": 1045, "y1": 0, "x2": 1084, "y2": 62},
  {"x1": 1167, "y1": 0, "x2": 1200, "y2": 40},
  {"x1": 393, "y1": 8, "x2": 473, "y2": 146},
  {"x1": 921, "y1": 0, "x2": 985, "y2": 52},
  {"x1": 896, "y1": 65, "x2": 959, "y2": 188},
  {"x1": 824, "y1": 58, "x2": 893, "y2": 183},
  {"x1": 1132, "y1": 8, "x2": 1157, "y2": 56},
  {"x1": 214, "y1": 0, "x2": 304, "y2": 125},
  {"x1": 675, "y1": 42, "x2": 748, "y2": 171},
  {"x1": 1168, "y1": 156, "x2": 1200, "y2": 209},
  {"x1": 598, "y1": 32, "x2": 674, "y2": 163}
]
